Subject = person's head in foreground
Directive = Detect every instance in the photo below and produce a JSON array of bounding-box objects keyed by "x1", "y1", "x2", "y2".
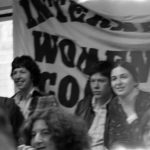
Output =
[
  {"x1": 0, "y1": 107, "x2": 16, "y2": 150},
  {"x1": 20, "y1": 107, "x2": 90, "y2": 150}
]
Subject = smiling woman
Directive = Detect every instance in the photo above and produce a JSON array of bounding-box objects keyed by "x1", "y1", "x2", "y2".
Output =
[
  {"x1": 10, "y1": 55, "x2": 46, "y2": 120},
  {"x1": 106, "y1": 60, "x2": 150, "y2": 149}
]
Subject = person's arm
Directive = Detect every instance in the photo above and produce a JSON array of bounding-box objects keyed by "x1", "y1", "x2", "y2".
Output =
[
  {"x1": 3, "y1": 97, "x2": 24, "y2": 144},
  {"x1": 17, "y1": 144, "x2": 35, "y2": 150}
]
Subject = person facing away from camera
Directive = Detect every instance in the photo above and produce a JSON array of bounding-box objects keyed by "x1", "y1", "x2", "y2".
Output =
[
  {"x1": 75, "y1": 60, "x2": 114, "y2": 150},
  {"x1": 10, "y1": 55, "x2": 48, "y2": 120},
  {"x1": 107, "y1": 60, "x2": 150, "y2": 149},
  {"x1": 0, "y1": 106, "x2": 16, "y2": 150},
  {"x1": 18, "y1": 107, "x2": 91, "y2": 150},
  {"x1": 0, "y1": 96, "x2": 23, "y2": 145}
]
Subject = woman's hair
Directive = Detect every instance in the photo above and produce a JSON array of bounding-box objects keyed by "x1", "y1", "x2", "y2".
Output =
[
  {"x1": 111, "y1": 60, "x2": 138, "y2": 82},
  {"x1": 20, "y1": 108, "x2": 90, "y2": 150},
  {"x1": 11, "y1": 55, "x2": 41, "y2": 87}
]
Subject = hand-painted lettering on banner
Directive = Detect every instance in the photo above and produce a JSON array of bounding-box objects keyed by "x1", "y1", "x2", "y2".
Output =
[
  {"x1": 32, "y1": 30, "x2": 150, "y2": 108},
  {"x1": 19, "y1": 0, "x2": 150, "y2": 32}
]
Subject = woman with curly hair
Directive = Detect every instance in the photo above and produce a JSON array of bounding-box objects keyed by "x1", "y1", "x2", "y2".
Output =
[{"x1": 18, "y1": 107, "x2": 91, "y2": 150}]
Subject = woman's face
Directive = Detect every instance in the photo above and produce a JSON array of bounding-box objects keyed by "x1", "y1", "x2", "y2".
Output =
[
  {"x1": 31, "y1": 119, "x2": 56, "y2": 150},
  {"x1": 111, "y1": 66, "x2": 137, "y2": 97},
  {"x1": 11, "y1": 67, "x2": 33, "y2": 92}
]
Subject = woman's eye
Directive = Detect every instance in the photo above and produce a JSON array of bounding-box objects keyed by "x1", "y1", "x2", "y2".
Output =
[
  {"x1": 90, "y1": 79, "x2": 95, "y2": 83},
  {"x1": 41, "y1": 130, "x2": 50, "y2": 136},
  {"x1": 111, "y1": 76, "x2": 116, "y2": 81},
  {"x1": 42, "y1": 131, "x2": 49, "y2": 135},
  {"x1": 12, "y1": 71, "x2": 17, "y2": 76},
  {"x1": 121, "y1": 74, "x2": 128, "y2": 79},
  {"x1": 20, "y1": 70, "x2": 26, "y2": 73},
  {"x1": 31, "y1": 134, "x2": 35, "y2": 137}
]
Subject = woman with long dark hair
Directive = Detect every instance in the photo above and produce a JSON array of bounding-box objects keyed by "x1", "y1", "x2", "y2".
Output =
[{"x1": 107, "y1": 60, "x2": 150, "y2": 148}]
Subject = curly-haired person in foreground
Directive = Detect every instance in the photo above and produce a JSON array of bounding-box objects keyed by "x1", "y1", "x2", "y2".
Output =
[{"x1": 18, "y1": 107, "x2": 91, "y2": 150}]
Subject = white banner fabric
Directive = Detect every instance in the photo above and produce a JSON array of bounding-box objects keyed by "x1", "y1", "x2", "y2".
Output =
[{"x1": 13, "y1": 0, "x2": 150, "y2": 111}]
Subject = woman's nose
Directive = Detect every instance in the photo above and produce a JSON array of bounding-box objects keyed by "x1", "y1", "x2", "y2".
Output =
[
  {"x1": 115, "y1": 78, "x2": 122, "y2": 84},
  {"x1": 34, "y1": 133, "x2": 43, "y2": 144}
]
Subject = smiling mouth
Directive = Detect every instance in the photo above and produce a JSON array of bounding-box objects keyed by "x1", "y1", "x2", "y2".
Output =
[
  {"x1": 93, "y1": 91, "x2": 101, "y2": 95},
  {"x1": 16, "y1": 83, "x2": 23, "y2": 87},
  {"x1": 36, "y1": 147, "x2": 46, "y2": 150},
  {"x1": 116, "y1": 87, "x2": 125, "y2": 91}
]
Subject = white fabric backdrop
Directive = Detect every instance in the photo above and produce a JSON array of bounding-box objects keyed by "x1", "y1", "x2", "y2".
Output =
[{"x1": 13, "y1": 0, "x2": 150, "y2": 111}]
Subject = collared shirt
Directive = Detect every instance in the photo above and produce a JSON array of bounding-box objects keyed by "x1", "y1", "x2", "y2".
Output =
[
  {"x1": 88, "y1": 96, "x2": 111, "y2": 150},
  {"x1": 14, "y1": 87, "x2": 39, "y2": 119}
]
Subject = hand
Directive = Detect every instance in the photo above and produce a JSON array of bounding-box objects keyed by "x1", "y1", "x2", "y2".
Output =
[{"x1": 17, "y1": 144, "x2": 35, "y2": 150}]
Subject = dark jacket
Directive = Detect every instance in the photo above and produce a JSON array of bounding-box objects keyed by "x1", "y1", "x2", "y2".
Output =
[
  {"x1": 0, "y1": 97, "x2": 24, "y2": 144},
  {"x1": 75, "y1": 95, "x2": 110, "y2": 147},
  {"x1": 12, "y1": 90, "x2": 46, "y2": 118},
  {"x1": 107, "y1": 90, "x2": 150, "y2": 148},
  {"x1": 12, "y1": 90, "x2": 58, "y2": 145}
]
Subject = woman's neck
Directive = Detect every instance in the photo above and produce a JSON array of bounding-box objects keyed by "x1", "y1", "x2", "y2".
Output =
[
  {"x1": 118, "y1": 88, "x2": 139, "y2": 106},
  {"x1": 20, "y1": 86, "x2": 35, "y2": 100}
]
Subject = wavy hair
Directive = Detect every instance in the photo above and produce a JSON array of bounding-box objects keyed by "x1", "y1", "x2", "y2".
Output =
[{"x1": 20, "y1": 107, "x2": 90, "y2": 150}]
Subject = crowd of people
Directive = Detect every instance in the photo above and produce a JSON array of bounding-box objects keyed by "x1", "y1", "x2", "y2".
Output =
[{"x1": 0, "y1": 55, "x2": 150, "y2": 150}]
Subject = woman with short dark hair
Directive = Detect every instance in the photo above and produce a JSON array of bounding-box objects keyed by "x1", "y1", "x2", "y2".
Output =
[{"x1": 11, "y1": 55, "x2": 45, "y2": 120}]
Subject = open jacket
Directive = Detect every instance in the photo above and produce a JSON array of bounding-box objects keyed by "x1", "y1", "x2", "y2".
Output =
[
  {"x1": 75, "y1": 95, "x2": 111, "y2": 147},
  {"x1": 107, "y1": 90, "x2": 150, "y2": 148}
]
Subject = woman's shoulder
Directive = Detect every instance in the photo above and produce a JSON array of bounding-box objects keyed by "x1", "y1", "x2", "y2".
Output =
[
  {"x1": 135, "y1": 90, "x2": 150, "y2": 115},
  {"x1": 137, "y1": 90, "x2": 150, "y2": 103},
  {"x1": 138, "y1": 90, "x2": 150, "y2": 95}
]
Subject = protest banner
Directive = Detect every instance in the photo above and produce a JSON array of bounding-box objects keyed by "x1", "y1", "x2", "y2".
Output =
[{"x1": 13, "y1": 0, "x2": 150, "y2": 111}]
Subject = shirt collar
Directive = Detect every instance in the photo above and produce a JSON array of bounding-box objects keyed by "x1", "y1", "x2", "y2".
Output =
[
  {"x1": 91, "y1": 96, "x2": 112, "y2": 111},
  {"x1": 17, "y1": 87, "x2": 39, "y2": 101}
]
